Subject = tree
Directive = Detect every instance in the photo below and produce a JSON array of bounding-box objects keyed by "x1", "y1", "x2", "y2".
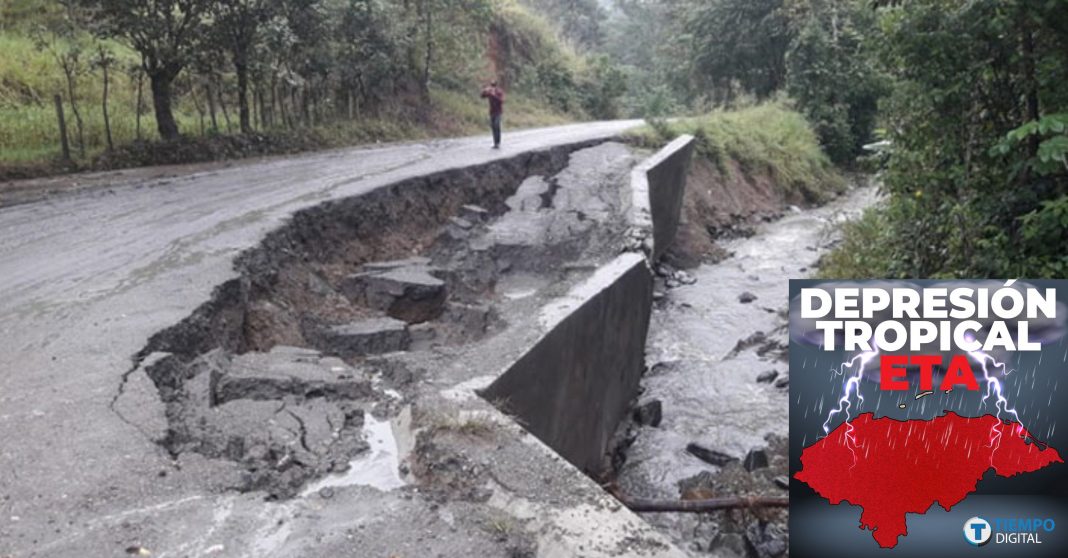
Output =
[
  {"x1": 684, "y1": 0, "x2": 792, "y2": 103},
  {"x1": 415, "y1": 0, "x2": 493, "y2": 97},
  {"x1": 523, "y1": 0, "x2": 606, "y2": 50},
  {"x1": 84, "y1": 0, "x2": 214, "y2": 140},
  {"x1": 580, "y1": 54, "x2": 627, "y2": 119},
  {"x1": 784, "y1": 0, "x2": 886, "y2": 163},
  {"x1": 32, "y1": 1, "x2": 89, "y2": 157},
  {"x1": 91, "y1": 43, "x2": 117, "y2": 150},
  {"x1": 852, "y1": 0, "x2": 1068, "y2": 278},
  {"x1": 211, "y1": 0, "x2": 275, "y2": 133}
]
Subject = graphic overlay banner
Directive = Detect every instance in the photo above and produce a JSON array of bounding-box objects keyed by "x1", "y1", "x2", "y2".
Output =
[{"x1": 789, "y1": 280, "x2": 1067, "y2": 557}]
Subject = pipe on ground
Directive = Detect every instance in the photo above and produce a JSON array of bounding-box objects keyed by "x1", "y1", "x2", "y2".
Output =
[{"x1": 620, "y1": 495, "x2": 789, "y2": 513}]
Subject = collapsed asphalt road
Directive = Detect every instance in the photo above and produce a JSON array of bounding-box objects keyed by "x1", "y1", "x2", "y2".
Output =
[{"x1": 0, "y1": 121, "x2": 644, "y2": 556}]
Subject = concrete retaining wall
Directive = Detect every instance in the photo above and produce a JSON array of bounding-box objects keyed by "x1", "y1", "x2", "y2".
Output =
[
  {"x1": 483, "y1": 136, "x2": 694, "y2": 475},
  {"x1": 629, "y1": 134, "x2": 695, "y2": 261},
  {"x1": 481, "y1": 253, "x2": 653, "y2": 473}
]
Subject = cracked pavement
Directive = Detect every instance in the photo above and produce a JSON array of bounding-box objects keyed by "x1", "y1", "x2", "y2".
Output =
[{"x1": 0, "y1": 121, "x2": 642, "y2": 556}]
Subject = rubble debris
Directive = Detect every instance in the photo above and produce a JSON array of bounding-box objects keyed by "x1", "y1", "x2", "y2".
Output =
[
  {"x1": 505, "y1": 175, "x2": 552, "y2": 212},
  {"x1": 361, "y1": 257, "x2": 432, "y2": 272},
  {"x1": 773, "y1": 476, "x2": 789, "y2": 490},
  {"x1": 633, "y1": 399, "x2": 663, "y2": 427},
  {"x1": 459, "y1": 204, "x2": 490, "y2": 223},
  {"x1": 739, "y1": 291, "x2": 758, "y2": 303},
  {"x1": 745, "y1": 521, "x2": 788, "y2": 558},
  {"x1": 714, "y1": 533, "x2": 749, "y2": 557},
  {"x1": 678, "y1": 470, "x2": 717, "y2": 500},
  {"x1": 755, "y1": 370, "x2": 778, "y2": 383},
  {"x1": 449, "y1": 216, "x2": 474, "y2": 230},
  {"x1": 163, "y1": 348, "x2": 379, "y2": 496},
  {"x1": 341, "y1": 265, "x2": 447, "y2": 324},
  {"x1": 685, "y1": 443, "x2": 736, "y2": 467},
  {"x1": 408, "y1": 322, "x2": 438, "y2": 350},
  {"x1": 674, "y1": 271, "x2": 696, "y2": 285},
  {"x1": 314, "y1": 317, "x2": 411, "y2": 358},
  {"x1": 743, "y1": 448, "x2": 769, "y2": 472},
  {"x1": 211, "y1": 349, "x2": 373, "y2": 404},
  {"x1": 438, "y1": 302, "x2": 499, "y2": 341},
  {"x1": 773, "y1": 375, "x2": 789, "y2": 389}
]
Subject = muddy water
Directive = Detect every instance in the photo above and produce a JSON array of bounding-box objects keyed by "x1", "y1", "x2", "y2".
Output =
[{"x1": 619, "y1": 184, "x2": 879, "y2": 555}]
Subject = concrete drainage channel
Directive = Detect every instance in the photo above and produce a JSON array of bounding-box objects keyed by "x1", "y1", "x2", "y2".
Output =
[{"x1": 121, "y1": 135, "x2": 697, "y2": 556}]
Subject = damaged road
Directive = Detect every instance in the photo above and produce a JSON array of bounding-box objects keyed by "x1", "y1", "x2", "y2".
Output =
[
  {"x1": 141, "y1": 140, "x2": 641, "y2": 500},
  {"x1": 0, "y1": 121, "x2": 682, "y2": 557}
]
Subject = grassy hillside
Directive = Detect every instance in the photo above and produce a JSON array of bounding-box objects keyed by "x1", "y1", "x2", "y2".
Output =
[
  {"x1": 631, "y1": 102, "x2": 845, "y2": 203},
  {"x1": 627, "y1": 102, "x2": 847, "y2": 267}
]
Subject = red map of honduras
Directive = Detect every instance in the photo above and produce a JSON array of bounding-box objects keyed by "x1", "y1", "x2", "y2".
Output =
[{"x1": 795, "y1": 412, "x2": 1062, "y2": 548}]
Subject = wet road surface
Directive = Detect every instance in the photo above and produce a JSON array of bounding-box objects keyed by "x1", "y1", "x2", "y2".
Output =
[{"x1": 0, "y1": 121, "x2": 640, "y2": 556}]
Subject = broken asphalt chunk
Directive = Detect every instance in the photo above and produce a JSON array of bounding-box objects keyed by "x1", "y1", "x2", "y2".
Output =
[
  {"x1": 634, "y1": 399, "x2": 663, "y2": 427},
  {"x1": 743, "y1": 448, "x2": 769, "y2": 472},
  {"x1": 314, "y1": 317, "x2": 410, "y2": 358}
]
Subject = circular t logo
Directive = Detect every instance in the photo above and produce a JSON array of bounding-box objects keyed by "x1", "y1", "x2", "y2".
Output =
[{"x1": 964, "y1": 517, "x2": 992, "y2": 546}]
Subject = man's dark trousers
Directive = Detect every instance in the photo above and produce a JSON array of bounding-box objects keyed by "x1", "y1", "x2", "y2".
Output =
[{"x1": 490, "y1": 115, "x2": 502, "y2": 147}]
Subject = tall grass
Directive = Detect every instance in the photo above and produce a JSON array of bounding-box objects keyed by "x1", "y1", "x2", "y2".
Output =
[
  {"x1": 430, "y1": 88, "x2": 570, "y2": 133},
  {"x1": 1, "y1": 25, "x2": 574, "y2": 171},
  {"x1": 631, "y1": 101, "x2": 846, "y2": 201},
  {"x1": 0, "y1": 30, "x2": 203, "y2": 163}
]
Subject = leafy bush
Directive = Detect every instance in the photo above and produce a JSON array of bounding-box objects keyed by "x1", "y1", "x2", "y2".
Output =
[{"x1": 818, "y1": 206, "x2": 894, "y2": 279}]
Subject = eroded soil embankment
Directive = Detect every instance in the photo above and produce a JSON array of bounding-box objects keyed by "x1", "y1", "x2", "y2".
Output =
[
  {"x1": 666, "y1": 157, "x2": 849, "y2": 268},
  {"x1": 126, "y1": 140, "x2": 643, "y2": 499}
]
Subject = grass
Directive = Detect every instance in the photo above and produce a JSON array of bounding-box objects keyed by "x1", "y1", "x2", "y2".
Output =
[
  {"x1": 0, "y1": 21, "x2": 574, "y2": 178},
  {"x1": 0, "y1": 29, "x2": 202, "y2": 164},
  {"x1": 630, "y1": 101, "x2": 846, "y2": 201},
  {"x1": 430, "y1": 88, "x2": 571, "y2": 133}
]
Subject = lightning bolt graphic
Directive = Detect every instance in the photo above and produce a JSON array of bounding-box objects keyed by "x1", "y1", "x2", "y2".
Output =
[
  {"x1": 968, "y1": 348, "x2": 1022, "y2": 463},
  {"x1": 823, "y1": 347, "x2": 880, "y2": 466}
]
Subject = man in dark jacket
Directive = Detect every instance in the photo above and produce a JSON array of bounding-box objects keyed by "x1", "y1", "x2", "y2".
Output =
[{"x1": 480, "y1": 80, "x2": 505, "y2": 149}]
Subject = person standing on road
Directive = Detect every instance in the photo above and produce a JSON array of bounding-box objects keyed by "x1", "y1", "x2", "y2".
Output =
[{"x1": 480, "y1": 80, "x2": 505, "y2": 149}]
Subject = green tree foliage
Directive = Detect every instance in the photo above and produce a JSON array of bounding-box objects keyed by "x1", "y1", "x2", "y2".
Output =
[
  {"x1": 83, "y1": 0, "x2": 214, "y2": 139},
  {"x1": 683, "y1": 0, "x2": 790, "y2": 103},
  {"x1": 601, "y1": 0, "x2": 686, "y2": 117},
  {"x1": 211, "y1": 0, "x2": 275, "y2": 133},
  {"x1": 784, "y1": 0, "x2": 886, "y2": 164},
  {"x1": 3, "y1": 0, "x2": 614, "y2": 156},
  {"x1": 823, "y1": 0, "x2": 1068, "y2": 279},
  {"x1": 597, "y1": 0, "x2": 884, "y2": 154},
  {"x1": 489, "y1": 0, "x2": 626, "y2": 118},
  {"x1": 521, "y1": 0, "x2": 605, "y2": 49}
]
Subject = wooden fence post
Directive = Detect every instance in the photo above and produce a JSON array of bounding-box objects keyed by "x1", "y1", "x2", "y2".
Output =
[{"x1": 54, "y1": 93, "x2": 71, "y2": 163}]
